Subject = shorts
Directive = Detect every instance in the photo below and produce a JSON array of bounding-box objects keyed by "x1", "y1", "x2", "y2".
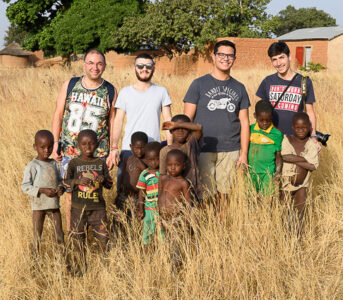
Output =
[
  {"x1": 70, "y1": 207, "x2": 108, "y2": 245},
  {"x1": 142, "y1": 207, "x2": 165, "y2": 245},
  {"x1": 198, "y1": 150, "x2": 240, "y2": 194},
  {"x1": 248, "y1": 172, "x2": 277, "y2": 196}
]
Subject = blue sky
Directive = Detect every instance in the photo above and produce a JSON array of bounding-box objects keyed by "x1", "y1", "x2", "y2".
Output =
[{"x1": 1, "y1": 0, "x2": 343, "y2": 49}]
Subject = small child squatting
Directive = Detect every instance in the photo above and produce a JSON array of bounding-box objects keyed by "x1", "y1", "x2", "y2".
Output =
[
  {"x1": 115, "y1": 131, "x2": 148, "y2": 214},
  {"x1": 281, "y1": 112, "x2": 319, "y2": 229},
  {"x1": 136, "y1": 142, "x2": 164, "y2": 245},
  {"x1": 159, "y1": 114, "x2": 203, "y2": 202},
  {"x1": 21, "y1": 130, "x2": 65, "y2": 253},
  {"x1": 248, "y1": 100, "x2": 283, "y2": 196}
]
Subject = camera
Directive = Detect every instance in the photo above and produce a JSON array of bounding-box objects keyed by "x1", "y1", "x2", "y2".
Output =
[{"x1": 315, "y1": 131, "x2": 330, "y2": 146}]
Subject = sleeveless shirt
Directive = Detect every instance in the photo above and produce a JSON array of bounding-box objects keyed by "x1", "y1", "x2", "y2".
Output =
[{"x1": 60, "y1": 76, "x2": 111, "y2": 158}]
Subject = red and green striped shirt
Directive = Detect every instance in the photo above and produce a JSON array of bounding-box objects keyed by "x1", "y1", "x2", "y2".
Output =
[{"x1": 136, "y1": 169, "x2": 159, "y2": 208}]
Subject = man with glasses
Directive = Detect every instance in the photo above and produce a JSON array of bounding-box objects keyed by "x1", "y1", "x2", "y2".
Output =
[
  {"x1": 111, "y1": 53, "x2": 172, "y2": 184},
  {"x1": 183, "y1": 40, "x2": 250, "y2": 198},
  {"x1": 52, "y1": 48, "x2": 117, "y2": 231}
]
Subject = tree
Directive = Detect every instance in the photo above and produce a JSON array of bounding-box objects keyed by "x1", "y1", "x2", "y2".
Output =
[
  {"x1": 114, "y1": 0, "x2": 275, "y2": 58},
  {"x1": 272, "y1": 5, "x2": 336, "y2": 37},
  {"x1": 2, "y1": 0, "x2": 145, "y2": 56},
  {"x1": 4, "y1": 23, "x2": 27, "y2": 46}
]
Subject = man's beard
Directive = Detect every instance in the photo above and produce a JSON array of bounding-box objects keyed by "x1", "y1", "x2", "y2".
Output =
[{"x1": 135, "y1": 69, "x2": 154, "y2": 82}]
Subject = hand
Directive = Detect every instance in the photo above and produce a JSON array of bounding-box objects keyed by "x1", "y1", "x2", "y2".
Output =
[
  {"x1": 52, "y1": 142, "x2": 62, "y2": 161},
  {"x1": 236, "y1": 153, "x2": 248, "y2": 168},
  {"x1": 106, "y1": 150, "x2": 120, "y2": 170},
  {"x1": 311, "y1": 137, "x2": 322, "y2": 153},
  {"x1": 56, "y1": 186, "x2": 65, "y2": 196},
  {"x1": 272, "y1": 173, "x2": 281, "y2": 183},
  {"x1": 77, "y1": 176, "x2": 93, "y2": 187},
  {"x1": 162, "y1": 121, "x2": 175, "y2": 130},
  {"x1": 39, "y1": 188, "x2": 57, "y2": 197}
]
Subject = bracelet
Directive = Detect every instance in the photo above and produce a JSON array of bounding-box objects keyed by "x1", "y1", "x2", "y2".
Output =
[
  {"x1": 310, "y1": 135, "x2": 318, "y2": 139},
  {"x1": 111, "y1": 146, "x2": 119, "y2": 151}
]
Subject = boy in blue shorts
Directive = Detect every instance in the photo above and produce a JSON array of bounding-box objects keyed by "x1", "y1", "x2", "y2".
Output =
[{"x1": 248, "y1": 100, "x2": 283, "y2": 195}]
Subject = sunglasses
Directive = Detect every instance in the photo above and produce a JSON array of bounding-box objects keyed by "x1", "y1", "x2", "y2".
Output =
[{"x1": 135, "y1": 63, "x2": 154, "y2": 70}]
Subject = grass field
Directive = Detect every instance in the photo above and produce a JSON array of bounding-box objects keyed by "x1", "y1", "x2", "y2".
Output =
[{"x1": 1, "y1": 64, "x2": 343, "y2": 299}]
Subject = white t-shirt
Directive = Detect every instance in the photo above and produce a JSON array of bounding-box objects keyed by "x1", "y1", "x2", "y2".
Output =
[{"x1": 115, "y1": 84, "x2": 172, "y2": 150}]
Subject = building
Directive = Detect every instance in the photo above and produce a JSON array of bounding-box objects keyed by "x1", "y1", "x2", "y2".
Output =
[
  {"x1": 0, "y1": 43, "x2": 32, "y2": 67},
  {"x1": 277, "y1": 26, "x2": 343, "y2": 71}
]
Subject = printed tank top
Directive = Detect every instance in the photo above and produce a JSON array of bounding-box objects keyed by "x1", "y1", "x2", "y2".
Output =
[{"x1": 60, "y1": 76, "x2": 111, "y2": 158}]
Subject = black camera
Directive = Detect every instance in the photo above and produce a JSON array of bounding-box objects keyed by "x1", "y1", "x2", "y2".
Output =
[{"x1": 315, "y1": 131, "x2": 330, "y2": 146}]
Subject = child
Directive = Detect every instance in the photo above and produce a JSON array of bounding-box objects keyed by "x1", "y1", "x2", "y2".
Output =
[
  {"x1": 281, "y1": 112, "x2": 319, "y2": 229},
  {"x1": 248, "y1": 100, "x2": 283, "y2": 195},
  {"x1": 115, "y1": 131, "x2": 147, "y2": 213},
  {"x1": 159, "y1": 149, "x2": 192, "y2": 268},
  {"x1": 160, "y1": 114, "x2": 203, "y2": 202},
  {"x1": 136, "y1": 142, "x2": 164, "y2": 245},
  {"x1": 159, "y1": 149, "x2": 192, "y2": 223},
  {"x1": 21, "y1": 130, "x2": 64, "y2": 253},
  {"x1": 63, "y1": 129, "x2": 112, "y2": 254}
]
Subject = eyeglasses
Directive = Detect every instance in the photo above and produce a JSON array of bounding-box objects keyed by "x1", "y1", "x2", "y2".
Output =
[
  {"x1": 135, "y1": 63, "x2": 154, "y2": 70},
  {"x1": 215, "y1": 53, "x2": 235, "y2": 60},
  {"x1": 84, "y1": 61, "x2": 105, "y2": 68}
]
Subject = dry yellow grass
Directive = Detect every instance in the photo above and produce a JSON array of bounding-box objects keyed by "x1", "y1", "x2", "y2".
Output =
[{"x1": 1, "y1": 63, "x2": 343, "y2": 299}]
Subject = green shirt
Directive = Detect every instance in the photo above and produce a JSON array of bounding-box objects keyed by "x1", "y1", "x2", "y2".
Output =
[{"x1": 248, "y1": 123, "x2": 283, "y2": 175}]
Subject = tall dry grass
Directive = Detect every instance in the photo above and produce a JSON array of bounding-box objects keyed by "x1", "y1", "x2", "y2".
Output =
[{"x1": 1, "y1": 63, "x2": 343, "y2": 299}]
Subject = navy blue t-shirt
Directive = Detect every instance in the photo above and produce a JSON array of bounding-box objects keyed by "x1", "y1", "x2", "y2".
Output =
[{"x1": 256, "y1": 73, "x2": 315, "y2": 135}]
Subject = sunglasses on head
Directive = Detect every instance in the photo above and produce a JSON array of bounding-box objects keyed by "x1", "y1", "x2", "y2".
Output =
[{"x1": 135, "y1": 63, "x2": 154, "y2": 70}]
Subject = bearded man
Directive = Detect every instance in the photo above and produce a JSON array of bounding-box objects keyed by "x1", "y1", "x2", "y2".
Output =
[{"x1": 111, "y1": 53, "x2": 172, "y2": 182}]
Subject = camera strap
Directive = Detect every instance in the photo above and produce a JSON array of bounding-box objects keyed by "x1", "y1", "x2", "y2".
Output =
[
  {"x1": 272, "y1": 73, "x2": 298, "y2": 110},
  {"x1": 301, "y1": 75, "x2": 308, "y2": 112}
]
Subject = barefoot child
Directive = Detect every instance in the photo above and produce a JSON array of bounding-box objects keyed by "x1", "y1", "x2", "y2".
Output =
[
  {"x1": 63, "y1": 129, "x2": 112, "y2": 256},
  {"x1": 115, "y1": 131, "x2": 147, "y2": 213},
  {"x1": 136, "y1": 142, "x2": 164, "y2": 245},
  {"x1": 22, "y1": 130, "x2": 65, "y2": 253},
  {"x1": 281, "y1": 112, "x2": 319, "y2": 229},
  {"x1": 248, "y1": 100, "x2": 283, "y2": 195},
  {"x1": 160, "y1": 114, "x2": 203, "y2": 202}
]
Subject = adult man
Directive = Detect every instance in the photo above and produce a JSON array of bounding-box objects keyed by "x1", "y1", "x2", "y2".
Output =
[
  {"x1": 256, "y1": 41, "x2": 317, "y2": 137},
  {"x1": 52, "y1": 49, "x2": 117, "y2": 231},
  {"x1": 111, "y1": 53, "x2": 172, "y2": 179},
  {"x1": 183, "y1": 40, "x2": 250, "y2": 196}
]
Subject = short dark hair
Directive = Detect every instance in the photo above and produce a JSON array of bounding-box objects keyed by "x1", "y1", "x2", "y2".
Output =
[
  {"x1": 166, "y1": 149, "x2": 186, "y2": 163},
  {"x1": 84, "y1": 49, "x2": 106, "y2": 64},
  {"x1": 135, "y1": 53, "x2": 155, "y2": 64},
  {"x1": 131, "y1": 131, "x2": 148, "y2": 145},
  {"x1": 171, "y1": 114, "x2": 191, "y2": 123},
  {"x1": 268, "y1": 41, "x2": 290, "y2": 58},
  {"x1": 214, "y1": 40, "x2": 236, "y2": 56},
  {"x1": 78, "y1": 129, "x2": 98, "y2": 143},
  {"x1": 292, "y1": 112, "x2": 310, "y2": 125},
  {"x1": 35, "y1": 130, "x2": 54, "y2": 144},
  {"x1": 144, "y1": 141, "x2": 162, "y2": 154},
  {"x1": 255, "y1": 100, "x2": 273, "y2": 116}
]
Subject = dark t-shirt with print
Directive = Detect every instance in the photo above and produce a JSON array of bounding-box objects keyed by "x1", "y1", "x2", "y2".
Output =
[
  {"x1": 256, "y1": 73, "x2": 315, "y2": 135},
  {"x1": 63, "y1": 157, "x2": 111, "y2": 210},
  {"x1": 183, "y1": 74, "x2": 250, "y2": 152}
]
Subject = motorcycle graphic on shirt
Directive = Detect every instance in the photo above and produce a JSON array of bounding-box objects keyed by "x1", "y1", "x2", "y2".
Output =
[{"x1": 207, "y1": 97, "x2": 236, "y2": 112}]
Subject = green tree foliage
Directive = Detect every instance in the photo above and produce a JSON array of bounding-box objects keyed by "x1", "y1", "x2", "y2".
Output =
[
  {"x1": 272, "y1": 5, "x2": 336, "y2": 37},
  {"x1": 114, "y1": 0, "x2": 275, "y2": 58},
  {"x1": 4, "y1": 23, "x2": 27, "y2": 46},
  {"x1": 3, "y1": 0, "x2": 145, "y2": 56}
]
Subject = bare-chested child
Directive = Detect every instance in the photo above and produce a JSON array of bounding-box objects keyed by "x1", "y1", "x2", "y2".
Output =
[
  {"x1": 160, "y1": 114, "x2": 202, "y2": 202},
  {"x1": 115, "y1": 131, "x2": 148, "y2": 213},
  {"x1": 159, "y1": 149, "x2": 192, "y2": 222},
  {"x1": 281, "y1": 112, "x2": 319, "y2": 233}
]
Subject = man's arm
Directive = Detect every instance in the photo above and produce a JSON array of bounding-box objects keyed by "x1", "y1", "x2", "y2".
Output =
[
  {"x1": 108, "y1": 108, "x2": 126, "y2": 166},
  {"x1": 237, "y1": 108, "x2": 250, "y2": 166},
  {"x1": 306, "y1": 103, "x2": 317, "y2": 136},
  {"x1": 52, "y1": 79, "x2": 69, "y2": 161},
  {"x1": 162, "y1": 105, "x2": 172, "y2": 145},
  {"x1": 106, "y1": 88, "x2": 118, "y2": 170},
  {"x1": 184, "y1": 102, "x2": 197, "y2": 121}
]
